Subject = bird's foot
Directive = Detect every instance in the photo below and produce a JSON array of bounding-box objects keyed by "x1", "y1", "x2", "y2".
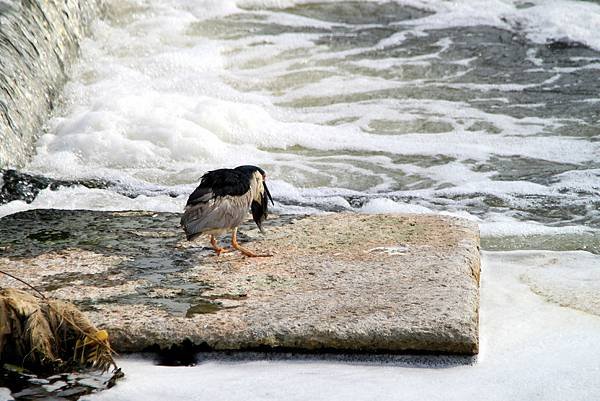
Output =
[
  {"x1": 242, "y1": 251, "x2": 273, "y2": 258},
  {"x1": 210, "y1": 235, "x2": 232, "y2": 256},
  {"x1": 241, "y1": 249, "x2": 273, "y2": 258},
  {"x1": 214, "y1": 247, "x2": 232, "y2": 256},
  {"x1": 231, "y1": 228, "x2": 272, "y2": 257}
]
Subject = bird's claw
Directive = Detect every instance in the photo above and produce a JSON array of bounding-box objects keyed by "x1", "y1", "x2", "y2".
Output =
[
  {"x1": 215, "y1": 248, "x2": 232, "y2": 256},
  {"x1": 237, "y1": 249, "x2": 272, "y2": 258}
]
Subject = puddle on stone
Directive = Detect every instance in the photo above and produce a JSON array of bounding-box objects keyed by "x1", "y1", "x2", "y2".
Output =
[
  {"x1": 27, "y1": 229, "x2": 71, "y2": 243},
  {"x1": 186, "y1": 300, "x2": 224, "y2": 317}
]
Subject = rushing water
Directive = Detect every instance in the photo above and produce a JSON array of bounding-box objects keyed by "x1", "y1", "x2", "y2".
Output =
[{"x1": 1, "y1": 0, "x2": 600, "y2": 399}]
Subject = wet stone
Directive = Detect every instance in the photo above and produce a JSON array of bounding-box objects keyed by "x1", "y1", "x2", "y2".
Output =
[
  {"x1": 0, "y1": 209, "x2": 480, "y2": 355},
  {"x1": 186, "y1": 300, "x2": 226, "y2": 317},
  {"x1": 0, "y1": 367, "x2": 116, "y2": 401}
]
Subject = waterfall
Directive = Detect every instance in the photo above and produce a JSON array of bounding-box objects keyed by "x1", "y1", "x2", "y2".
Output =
[{"x1": 0, "y1": 0, "x2": 103, "y2": 168}]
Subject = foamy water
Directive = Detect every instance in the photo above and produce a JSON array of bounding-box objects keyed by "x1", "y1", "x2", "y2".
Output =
[
  {"x1": 1, "y1": 0, "x2": 596, "y2": 244},
  {"x1": 1, "y1": 1, "x2": 600, "y2": 399}
]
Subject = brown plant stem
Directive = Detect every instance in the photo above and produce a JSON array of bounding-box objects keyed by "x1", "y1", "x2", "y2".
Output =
[{"x1": 0, "y1": 269, "x2": 46, "y2": 299}]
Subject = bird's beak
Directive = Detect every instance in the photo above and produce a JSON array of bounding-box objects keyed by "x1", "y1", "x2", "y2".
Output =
[{"x1": 264, "y1": 182, "x2": 274, "y2": 205}]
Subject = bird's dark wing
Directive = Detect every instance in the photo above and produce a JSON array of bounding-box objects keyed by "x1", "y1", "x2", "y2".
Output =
[{"x1": 185, "y1": 169, "x2": 251, "y2": 206}]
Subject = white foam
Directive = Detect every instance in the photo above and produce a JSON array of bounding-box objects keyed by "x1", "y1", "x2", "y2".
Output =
[
  {"x1": 518, "y1": 250, "x2": 600, "y2": 316},
  {"x1": 0, "y1": 388, "x2": 13, "y2": 401},
  {"x1": 526, "y1": 48, "x2": 543, "y2": 67},
  {"x1": 381, "y1": 0, "x2": 600, "y2": 51},
  {"x1": 0, "y1": 187, "x2": 184, "y2": 219},
  {"x1": 479, "y1": 215, "x2": 596, "y2": 238},
  {"x1": 519, "y1": 1, "x2": 600, "y2": 50},
  {"x1": 359, "y1": 198, "x2": 432, "y2": 214},
  {"x1": 174, "y1": 0, "x2": 241, "y2": 19},
  {"x1": 553, "y1": 169, "x2": 600, "y2": 195},
  {"x1": 0, "y1": 200, "x2": 34, "y2": 220}
]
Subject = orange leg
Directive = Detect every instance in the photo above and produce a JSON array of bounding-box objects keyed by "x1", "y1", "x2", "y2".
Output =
[
  {"x1": 231, "y1": 228, "x2": 271, "y2": 257},
  {"x1": 210, "y1": 235, "x2": 231, "y2": 256}
]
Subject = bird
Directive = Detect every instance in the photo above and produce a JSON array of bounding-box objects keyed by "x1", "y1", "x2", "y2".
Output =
[{"x1": 180, "y1": 165, "x2": 274, "y2": 257}]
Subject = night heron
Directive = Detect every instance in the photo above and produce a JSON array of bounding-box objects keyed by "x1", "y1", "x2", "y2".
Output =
[{"x1": 181, "y1": 165, "x2": 274, "y2": 257}]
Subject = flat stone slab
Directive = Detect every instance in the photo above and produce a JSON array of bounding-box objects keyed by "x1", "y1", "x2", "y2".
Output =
[{"x1": 0, "y1": 209, "x2": 480, "y2": 354}]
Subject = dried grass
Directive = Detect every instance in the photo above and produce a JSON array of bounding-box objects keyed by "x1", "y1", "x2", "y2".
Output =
[{"x1": 0, "y1": 287, "x2": 117, "y2": 373}]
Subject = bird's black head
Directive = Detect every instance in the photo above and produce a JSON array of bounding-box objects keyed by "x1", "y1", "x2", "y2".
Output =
[
  {"x1": 234, "y1": 165, "x2": 265, "y2": 176},
  {"x1": 235, "y1": 165, "x2": 274, "y2": 232}
]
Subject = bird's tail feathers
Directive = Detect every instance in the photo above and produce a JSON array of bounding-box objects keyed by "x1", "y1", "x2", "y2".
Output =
[
  {"x1": 181, "y1": 209, "x2": 205, "y2": 241},
  {"x1": 185, "y1": 231, "x2": 202, "y2": 241}
]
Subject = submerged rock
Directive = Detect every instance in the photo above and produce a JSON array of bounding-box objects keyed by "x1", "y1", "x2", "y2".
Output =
[
  {"x1": 0, "y1": 169, "x2": 181, "y2": 205},
  {"x1": 0, "y1": 169, "x2": 110, "y2": 204},
  {"x1": 545, "y1": 37, "x2": 589, "y2": 50},
  {"x1": 0, "y1": 209, "x2": 480, "y2": 355},
  {"x1": 0, "y1": 366, "x2": 122, "y2": 401}
]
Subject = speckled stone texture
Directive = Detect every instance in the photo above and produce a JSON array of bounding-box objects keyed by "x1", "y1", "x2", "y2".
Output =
[{"x1": 0, "y1": 209, "x2": 480, "y2": 354}]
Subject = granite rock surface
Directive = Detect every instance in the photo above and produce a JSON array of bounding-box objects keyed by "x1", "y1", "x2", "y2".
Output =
[{"x1": 0, "y1": 209, "x2": 480, "y2": 354}]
